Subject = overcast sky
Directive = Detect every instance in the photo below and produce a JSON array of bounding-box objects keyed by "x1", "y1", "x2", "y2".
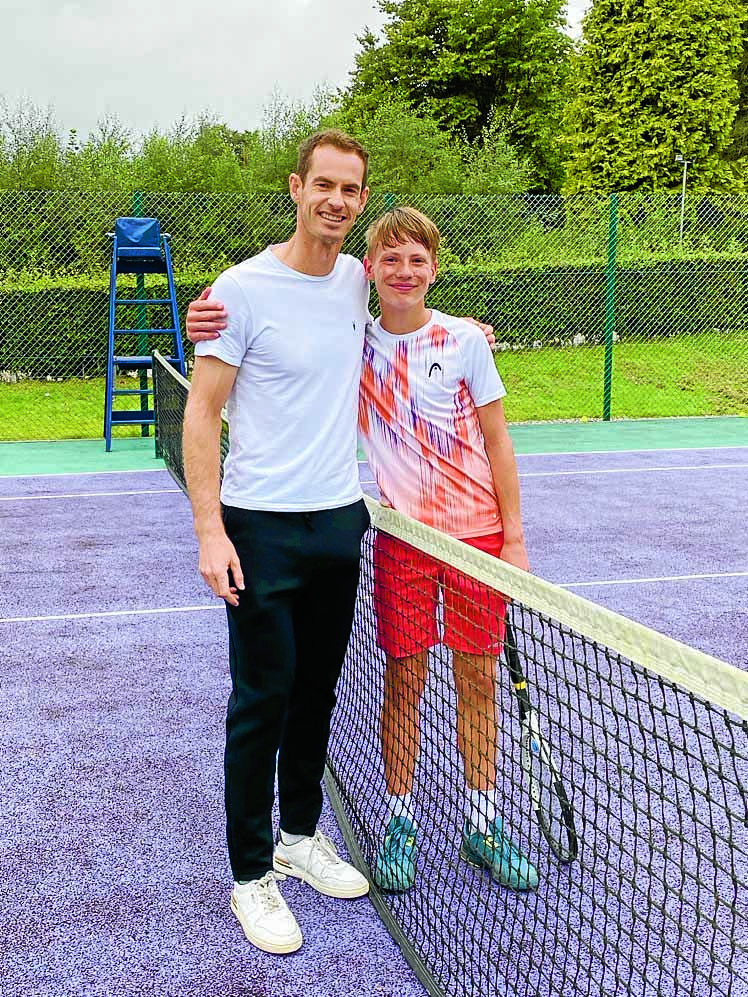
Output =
[{"x1": 1, "y1": 0, "x2": 590, "y2": 140}]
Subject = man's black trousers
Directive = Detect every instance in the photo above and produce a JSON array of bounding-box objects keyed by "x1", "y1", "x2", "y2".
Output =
[{"x1": 221, "y1": 499, "x2": 370, "y2": 882}]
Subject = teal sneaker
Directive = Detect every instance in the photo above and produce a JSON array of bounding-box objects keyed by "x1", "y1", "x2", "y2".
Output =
[
  {"x1": 460, "y1": 818, "x2": 539, "y2": 890},
  {"x1": 373, "y1": 817, "x2": 418, "y2": 892}
]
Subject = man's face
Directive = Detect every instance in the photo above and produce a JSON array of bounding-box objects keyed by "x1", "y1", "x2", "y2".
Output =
[
  {"x1": 289, "y1": 146, "x2": 369, "y2": 246},
  {"x1": 364, "y1": 239, "x2": 437, "y2": 313}
]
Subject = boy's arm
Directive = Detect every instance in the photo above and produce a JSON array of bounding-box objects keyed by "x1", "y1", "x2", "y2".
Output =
[
  {"x1": 476, "y1": 399, "x2": 529, "y2": 572},
  {"x1": 186, "y1": 287, "x2": 228, "y2": 343},
  {"x1": 183, "y1": 355, "x2": 244, "y2": 605}
]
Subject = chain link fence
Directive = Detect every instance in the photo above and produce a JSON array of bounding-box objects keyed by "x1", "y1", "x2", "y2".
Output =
[{"x1": 1, "y1": 190, "x2": 747, "y2": 441}]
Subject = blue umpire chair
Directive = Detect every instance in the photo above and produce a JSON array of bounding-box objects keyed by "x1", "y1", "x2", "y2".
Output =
[{"x1": 104, "y1": 216, "x2": 186, "y2": 451}]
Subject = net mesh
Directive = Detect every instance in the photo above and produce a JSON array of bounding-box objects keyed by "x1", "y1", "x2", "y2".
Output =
[{"x1": 152, "y1": 350, "x2": 748, "y2": 997}]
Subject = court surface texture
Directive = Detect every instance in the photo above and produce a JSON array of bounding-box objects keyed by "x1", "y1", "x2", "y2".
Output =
[{"x1": 1, "y1": 416, "x2": 745, "y2": 997}]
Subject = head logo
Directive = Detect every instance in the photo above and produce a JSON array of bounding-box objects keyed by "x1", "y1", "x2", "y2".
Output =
[{"x1": 428, "y1": 362, "x2": 442, "y2": 378}]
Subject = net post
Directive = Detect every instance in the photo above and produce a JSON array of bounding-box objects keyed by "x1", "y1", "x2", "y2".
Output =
[
  {"x1": 152, "y1": 349, "x2": 162, "y2": 460},
  {"x1": 603, "y1": 192, "x2": 618, "y2": 422}
]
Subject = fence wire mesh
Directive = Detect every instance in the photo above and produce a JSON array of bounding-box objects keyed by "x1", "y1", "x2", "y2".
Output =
[{"x1": 1, "y1": 190, "x2": 747, "y2": 441}]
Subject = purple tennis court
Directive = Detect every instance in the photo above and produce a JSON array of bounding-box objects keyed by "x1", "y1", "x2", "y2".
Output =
[{"x1": 1, "y1": 418, "x2": 746, "y2": 997}]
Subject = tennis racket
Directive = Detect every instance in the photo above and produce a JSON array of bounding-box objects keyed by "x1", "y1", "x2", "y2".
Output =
[{"x1": 503, "y1": 614, "x2": 578, "y2": 863}]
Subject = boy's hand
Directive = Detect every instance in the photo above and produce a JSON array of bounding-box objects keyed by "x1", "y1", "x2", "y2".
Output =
[
  {"x1": 186, "y1": 287, "x2": 228, "y2": 343},
  {"x1": 461, "y1": 317, "x2": 496, "y2": 349},
  {"x1": 500, "y1": 536, "x2": 530, "y2": 574}
]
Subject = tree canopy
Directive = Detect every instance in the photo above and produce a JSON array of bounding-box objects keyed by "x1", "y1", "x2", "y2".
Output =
[
  {"x1": 343, "y1": 0, "x2": 572, "y2": 189},
  {"x1": 563, "y1": 0, "x2": 745, "y2": 192},
  {"x1": 2, "y1": 2, "x2": 747, "y2": 196},
  {"x1": 724, "y1": 20, "x2": 748, "y2": 162}
]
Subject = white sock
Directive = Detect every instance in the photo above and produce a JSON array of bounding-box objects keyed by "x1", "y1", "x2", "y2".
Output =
[
  {"x1": 279, "y1": 829, "x2": 307, "y2": 846},
  {"x1": 386, "y1": 793, "x2": 416, "y2": 828},
  {"x1": 235, "y1": 874, "x2": 271, "y2": 887},
  {"x1": 466, "y1": 788, "x2": 497, "y2": 835}
]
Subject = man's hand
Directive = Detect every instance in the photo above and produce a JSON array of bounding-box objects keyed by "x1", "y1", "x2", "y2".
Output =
[
  {"x1": 462, "y1": 316, "x2": 496, "y2": 349},
  {"x1": 186, "y1": 287, "x2": 228, "y2": 344},
  {"x1": 198, "y1": 530, "x2": 245, "y2": 606},
  {"x1": 500, "y1": 536, "x2": 530, "y2": 574}
]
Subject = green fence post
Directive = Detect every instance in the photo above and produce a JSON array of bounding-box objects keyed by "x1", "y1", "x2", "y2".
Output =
[
  {"x1": 132, "y1": 190, "x2": 149, "y2": 436},
  {"x1": 603, "y1": 193, "x2": 618, "y2": 421}
]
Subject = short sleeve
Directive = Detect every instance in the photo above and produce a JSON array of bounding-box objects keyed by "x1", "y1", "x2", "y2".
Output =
[
  {"x1": 457, "y1": 323, "x2": 506, "y2": 407},
  {"x1": 194, "y1": 270, "x2": 253, "y2": 368}
]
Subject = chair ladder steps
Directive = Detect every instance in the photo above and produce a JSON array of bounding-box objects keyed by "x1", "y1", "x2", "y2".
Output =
[{"x1": 104, "y1": 216, "x2": 186, "y2": 451}]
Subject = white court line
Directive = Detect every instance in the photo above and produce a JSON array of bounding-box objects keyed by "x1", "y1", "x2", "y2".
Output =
[
  {"x1": 560, "y1": 570, "x2": 748, "y2": 588},
  {"x1": 515, "y1": 445, "x2": 748, "y2": 458},
  {"x1": 0, "y1": 604, "x2": 223, "y2": 625},
  {"x1": 0, "y1": 488, "x2": 180, "y2": 502},
  {"x1": 520, "y1": 462, "x2": 747, "y2": 478}
]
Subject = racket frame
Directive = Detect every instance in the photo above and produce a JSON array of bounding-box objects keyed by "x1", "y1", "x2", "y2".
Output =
[{"x1": 504, "y1": 614, "x2": 578, "y2": 863}]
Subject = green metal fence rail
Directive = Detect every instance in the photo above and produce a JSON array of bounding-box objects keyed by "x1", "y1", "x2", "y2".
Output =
[{"x1": 1, "y1": 190, "x2": 747, "y2": 441}]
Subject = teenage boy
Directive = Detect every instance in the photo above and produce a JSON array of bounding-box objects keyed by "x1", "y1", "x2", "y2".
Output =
[
  {"x1": 359, "y1": 207, "x2": 538, "y2": 893},
  {"x1": 183, "y1": 130, "x2": 373, "y2": 956}
]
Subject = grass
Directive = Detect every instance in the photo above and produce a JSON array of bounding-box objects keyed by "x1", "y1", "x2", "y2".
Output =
[
  {"x1": 1, "y1": 331, "x2": 746, "y2": 441},
  {"x1": 499, "y1": 330, "x2": 748, "y2": 423},
  {"x1": 0, "y1": 374, "x2": 155, "y2": 442}
]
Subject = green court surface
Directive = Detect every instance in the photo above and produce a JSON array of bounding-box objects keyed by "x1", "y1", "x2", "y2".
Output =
[
  {"x1": 507, "y1": 415, "x2": 747, "y2": 454},
  {"x1": 0, "y1": 437, "x2": 164, "y2": 477},
  {"x1": 2, "y1": 416, "x2": 745, "y2": 478}
]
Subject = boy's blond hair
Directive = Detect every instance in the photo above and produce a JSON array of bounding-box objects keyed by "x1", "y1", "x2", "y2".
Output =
[{"x1": 366, "y1": 206, "x2": 440, "y2": 259}]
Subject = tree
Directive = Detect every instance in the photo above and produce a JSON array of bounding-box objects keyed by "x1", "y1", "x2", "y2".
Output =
[
  {"x1": 0, "y1": 98, "x2": 64, "y2": 189},
  {"x1": 62, "y1": 115, "x2": 134, "y2": 190},
  {"x1": 134, "y1": 117, "x2": 244, "y2": 192},
  {"x1": 724, "y1": 9, "x2": 748, "y2": 165},
  {"x1": 328, "y1": 94, "x2": 464, "y2": 194},
  {"x1": 461, "y1": 110, "x2": 534, "y2": 194},
  {"x1": 343, "y1": 0, "x2": 572, "y2": 189},
  {"x1": 563, "y1": 0, "x2": 745, "y2": 193}
]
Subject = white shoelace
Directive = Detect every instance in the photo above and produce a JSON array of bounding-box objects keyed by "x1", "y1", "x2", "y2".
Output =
[
  {"x1": 253, "y1": 871, "x2": 287, "y2": 914},
  {"x1": 309, "y1": 830, "x2": 342, "y2": 867}
]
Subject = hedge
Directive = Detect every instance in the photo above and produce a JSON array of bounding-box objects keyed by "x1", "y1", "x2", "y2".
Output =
[{"x1": 2, "y1": 256, "x2": 747, "y2": 379}]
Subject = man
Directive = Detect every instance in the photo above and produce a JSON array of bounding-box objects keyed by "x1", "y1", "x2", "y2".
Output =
[{"x1": 183, "y1": 130, "x2": 373, "y2": 956}]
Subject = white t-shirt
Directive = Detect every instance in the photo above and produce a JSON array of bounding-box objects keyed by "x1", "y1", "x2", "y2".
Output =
[
  {"x1": 358, "y1": 309, "x2": 506, "y2": 538},
  {"x1": 195, "y1": 248, "x2": 369, "y2": 511}
]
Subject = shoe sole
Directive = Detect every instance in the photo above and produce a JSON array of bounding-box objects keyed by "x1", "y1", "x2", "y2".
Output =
[
  {"x1": 373, "y1": 875, "x2": 415, "y2": 893},
  {"x1": 230, "y1": 895, "x2": 303, "y2": 954},
  {"x1": 273, "y1": 855, "x2": 370, "y2": 899},
  {"x1": 459, "y1": 845, "x2": 538, "y2": 891}
]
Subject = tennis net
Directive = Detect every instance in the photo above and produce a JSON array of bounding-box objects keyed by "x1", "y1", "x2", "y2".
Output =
[{"x1": 153, "y1": 350, "x2": 748, "y2": 997}]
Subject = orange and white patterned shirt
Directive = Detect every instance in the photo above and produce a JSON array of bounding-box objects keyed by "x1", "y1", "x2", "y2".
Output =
[{"x1": 358, "y1": 309, "x2": 506, "y2": 539}]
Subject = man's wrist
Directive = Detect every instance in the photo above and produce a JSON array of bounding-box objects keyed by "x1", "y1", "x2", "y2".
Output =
[{"x1": 194, "y1": 516, "x2": 226, "y2": 542}]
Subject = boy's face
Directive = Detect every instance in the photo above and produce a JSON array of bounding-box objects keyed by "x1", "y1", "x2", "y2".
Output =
[
  {"x1": 363, "y1": 239, "x2": 437, "y2": 312},
  {"x1": 289, "y1": 145, "x2": 369, "y2": 246}
]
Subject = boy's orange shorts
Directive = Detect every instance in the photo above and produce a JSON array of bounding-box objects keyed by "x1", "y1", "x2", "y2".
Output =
[{"x1": 373, "y1": 531, "x2": 507, "y2": 659}]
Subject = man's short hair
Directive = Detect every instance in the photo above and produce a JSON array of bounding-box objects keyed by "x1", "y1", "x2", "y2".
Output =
[
  {"x1": 296, "y1": 130, "x2": 369, "y2": 190},
  {"x1": 365, "y1": 206, "x2": 441, "y2": 260}
]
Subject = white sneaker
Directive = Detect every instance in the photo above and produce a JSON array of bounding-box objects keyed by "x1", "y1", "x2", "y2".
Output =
[
  {"x1": 230, "y1": 872, "x2": 302, "y2": 954},
  {"x1": 273, "y1": 830, "x2": 370, "y2": 899}
]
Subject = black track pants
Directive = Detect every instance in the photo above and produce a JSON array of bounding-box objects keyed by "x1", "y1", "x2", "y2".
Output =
[{"x1": 221, "y1": 499, "x2": 369, "y2": 881}]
